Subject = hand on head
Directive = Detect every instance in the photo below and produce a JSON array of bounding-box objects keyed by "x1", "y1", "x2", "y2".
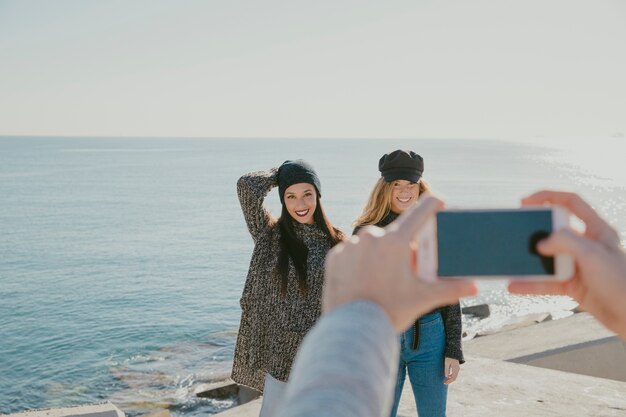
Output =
[
  {"x1": 323, "y1": 195, "x2": 477, "y2": 333},
  {"x1": 508, "y1": 190, "x2": 626, "y2": 339}
]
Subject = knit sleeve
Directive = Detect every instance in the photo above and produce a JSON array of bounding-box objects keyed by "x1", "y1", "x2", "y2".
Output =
[
  {"x1": 237, "y1": 168, "x2": 279, "y2": 241},
  {"x1": 441, "y1": 303, "x2": 465, "y2": 363}
]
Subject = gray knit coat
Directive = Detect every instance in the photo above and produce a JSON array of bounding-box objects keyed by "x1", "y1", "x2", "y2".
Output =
[{"x1": 231, "y1": 168, "x2": 333, "y2": 392}]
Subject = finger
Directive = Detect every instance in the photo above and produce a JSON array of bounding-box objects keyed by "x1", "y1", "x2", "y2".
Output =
[
  {"x1": 508, "y1": 280, "x2": 569, "y2": 296},
  {"x1": 536, "y1": 228, "x2": 599, "y2": 259},
  {"x1": 522, "y1": 190, "x2": 620, "y2": 247},
  {"x1": 444, "y1": 370, "x2": 457, "y2": 384},
  {"x1": 432, "y1": 280, "x2": 478, "y2": 302},
  {"x1": 522, "y1": 190, "x2": 592, "y2": 214},
  {"x1": 325, "y1": 241, "x2": 346, "y2": 263},
  {"x1": 347, "y1": 234, "x2": 360, "y2": 244},
  {"x1": 356, "y1": 224, "x2": 386, "y2": 238},
  {"x1": 410, "y1": 243, "x2": 418, "y2": 273},
  {"x1": 411, "y1": 280, "x2": 477, "y2": 313},
  {"x1": 392, "y1": 195, "x2": 444, "y2": 243}
]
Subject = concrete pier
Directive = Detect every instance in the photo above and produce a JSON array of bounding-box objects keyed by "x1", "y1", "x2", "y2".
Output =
[
  {"x1": 217, "y1": 312, "x2": 626, "y2": 416},
  {"x1": 1, "y1": 402, "x2": 125, "y2": 417},
  {"x1": 4, "y1": 313, "x2": 625, "y2": 417}
]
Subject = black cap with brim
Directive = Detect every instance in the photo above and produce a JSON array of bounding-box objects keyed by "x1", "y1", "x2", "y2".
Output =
[
  {"x1": 378, "y1": 150, "x2": 424, "y2": 183},
  {"x1": 381, "y1": 168, "x2": 422, "y2": 183}
]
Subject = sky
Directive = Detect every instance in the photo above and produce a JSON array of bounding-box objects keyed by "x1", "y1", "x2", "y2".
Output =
[{"x1": 1, "y1": 0, "x2": 625, "y2": 139}]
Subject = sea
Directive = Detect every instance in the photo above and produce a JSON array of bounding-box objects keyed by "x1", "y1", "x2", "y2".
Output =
[{"x1": 1, "y1": 136, "x2": 625, "y2": 416}]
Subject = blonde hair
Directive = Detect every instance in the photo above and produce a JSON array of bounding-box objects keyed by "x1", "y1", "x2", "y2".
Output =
[{"x1": 353, "y1": 177, "x2": 431, "y2": 228}]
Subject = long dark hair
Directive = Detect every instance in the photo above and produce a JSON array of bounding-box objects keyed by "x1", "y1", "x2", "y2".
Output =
[{"x1": 276, "y1": 195, "x2": 344, "y2": 296}]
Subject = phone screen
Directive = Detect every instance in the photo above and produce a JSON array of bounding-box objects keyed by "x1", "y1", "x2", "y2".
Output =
[{"x1": 436, "y1": 209, "x2": 554, "y2": 276}]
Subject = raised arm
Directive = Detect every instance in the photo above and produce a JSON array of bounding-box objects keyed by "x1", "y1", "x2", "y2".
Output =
[{"x1": 236, "y1": 168, "x2": 278, "y2": 241}]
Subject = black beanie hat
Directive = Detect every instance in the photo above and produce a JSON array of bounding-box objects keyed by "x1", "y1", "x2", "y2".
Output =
[
  {"x1": 277, "y1": 159, "x2": 322, "y2": 204},
  {"x1": 378, "y1": 150, "x2": 424, "y2": 183}
]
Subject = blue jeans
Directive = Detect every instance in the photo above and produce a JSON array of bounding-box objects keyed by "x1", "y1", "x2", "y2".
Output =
[{"x1": 389, "y1": 312, "x2": 447, "y2": 417}]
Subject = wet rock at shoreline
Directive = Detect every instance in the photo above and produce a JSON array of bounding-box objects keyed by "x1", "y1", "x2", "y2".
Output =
[
  {"x1": 462, "y1": 304, "x2": 490, "y2": 319},
  {"x1": 196, "y1": 380, "x2": 261, "y2": 405}
]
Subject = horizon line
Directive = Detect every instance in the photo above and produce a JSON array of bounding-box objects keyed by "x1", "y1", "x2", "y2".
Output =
[{"x1": 1, "y1": 134, "x2": 622, "y2": 141}]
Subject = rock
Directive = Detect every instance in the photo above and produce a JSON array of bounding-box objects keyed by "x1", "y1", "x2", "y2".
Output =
[
  {"x1": 238, "y1": 386, "x2": 262, "y2": 404},
  {"x1": 143, "y1": 411, "x2": 172, "y2": 417},
  {"x1": 462, "y1": 330, "x2": 477, "y2": 341},
  {"x1": 195, "y1": 381, "x2": 239, "y2": 399},
  {"x1": 196, "y1": 380, "x2": 261, "y2": 404},
  {"x1": 462, "y1": 304, "x2": 490, "y2": 319}
]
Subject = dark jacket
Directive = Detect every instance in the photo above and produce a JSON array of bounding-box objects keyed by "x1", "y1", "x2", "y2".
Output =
[{"x1": 353, "y1": 211, "x2": 465, "y2": 363}]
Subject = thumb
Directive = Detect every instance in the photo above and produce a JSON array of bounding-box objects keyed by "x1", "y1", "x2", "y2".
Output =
[
  {"x1": 410, "y1": 280, "x2": 477, "y2": 315},
  {"x1": 537, "y1": 228, "x2": 599, "y2": 259}
]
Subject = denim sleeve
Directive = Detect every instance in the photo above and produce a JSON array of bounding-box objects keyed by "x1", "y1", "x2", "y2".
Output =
[{"x1": 276, "y1": 301, "x2": 399, "y2": 417}]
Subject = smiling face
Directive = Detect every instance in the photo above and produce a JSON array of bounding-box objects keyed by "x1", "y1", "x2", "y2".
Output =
[
  {"x1": 389, "y1": 180, "x2": 420, "y2": 214},
  {"x1": 284, "y1": 182, "x2": 317, "y2": 224}
]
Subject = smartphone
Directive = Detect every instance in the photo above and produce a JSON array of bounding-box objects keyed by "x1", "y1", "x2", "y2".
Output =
[{"x1": 417, "y1": 207, "x2": 574, "y2": 281}]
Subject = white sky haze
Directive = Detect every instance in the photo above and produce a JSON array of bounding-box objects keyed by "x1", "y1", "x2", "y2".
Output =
[{"x1": 1, "y1": 0, "x2": 625, "y2": 139}]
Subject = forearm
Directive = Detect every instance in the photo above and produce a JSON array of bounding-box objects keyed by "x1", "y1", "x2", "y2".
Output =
[
  {"x1": 442, "y1": 303, "x2": 465, "y2": 363},
  {"x1": 277, "y1": 301, "x2": 399, "y2": 417},
  {"x1": 236, "y1": 168, "x2": 278, "y2": 239}
]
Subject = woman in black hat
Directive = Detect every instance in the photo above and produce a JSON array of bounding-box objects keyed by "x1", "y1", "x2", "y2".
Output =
[
  {"x1": 353, "y1": 150, "x2": 464, "y2": 417},
  {"x1": 232, "y1": 160, "x2": 344, "y2": 417}
]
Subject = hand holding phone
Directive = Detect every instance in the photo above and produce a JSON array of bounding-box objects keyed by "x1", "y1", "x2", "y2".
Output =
[{"x1": 417, "y1": 206, "x2": 575, "y2": 281}]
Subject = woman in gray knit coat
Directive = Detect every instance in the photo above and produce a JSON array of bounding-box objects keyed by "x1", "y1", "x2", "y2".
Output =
[{"x1": 232, "y1": 159, "x2": 344, "y2": 416}]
